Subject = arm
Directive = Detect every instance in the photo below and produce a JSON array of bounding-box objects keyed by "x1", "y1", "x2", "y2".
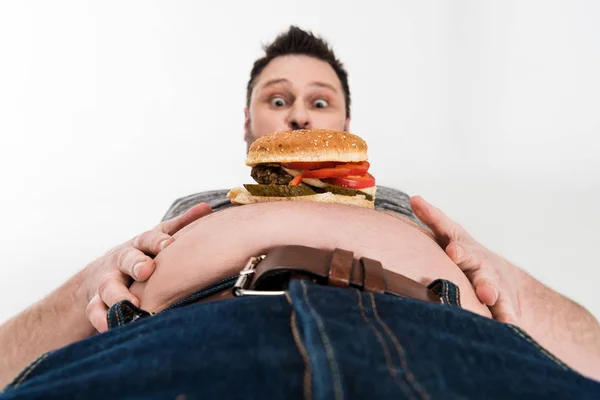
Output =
[
  {"x1": 516, "y1": 266, "x2": 600, "y2": 381},
  {"x1": 410, "y1": 195, "x2": 600, "y2": 381},
  {"x1": 0, "y1": 203, "x2": 212, "y2": 389},
  {"x1": 0, "y1": 271, "x2": 93, "y2": 388}
]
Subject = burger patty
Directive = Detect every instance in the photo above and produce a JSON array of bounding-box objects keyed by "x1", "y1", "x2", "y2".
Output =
[{"x1": 251, "y1": 165, "x2": 293, "y2": 185}]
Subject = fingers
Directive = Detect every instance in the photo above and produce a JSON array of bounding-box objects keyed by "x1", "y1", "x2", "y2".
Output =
[
  {"x1": 446, "y1": 242, "x2": 499, "y2": 306},
  {"x1": 97, "y1": 273, "x2": 140, "y2": 310},
  {"x1": 412, "y1": 196, "x2": 519, "y2": 325},
  {"x1": 159, "y1": 202, "x2": 212, "y2": 236},
  {"x1": 474, "y1": 281, "x2": 499, "y2": 307},
  {"x1": 129, "y1": 202, "x2": 213, "y2": 261},
  {"x1": 86, "y1": 294, "x2": 109, "y2": 333},
  {"x1": 490, "y1": 293, "x2": 517, "y2": 324},
  {"x1": 117, "y1": 247, "x2": 155, "y2": 282},
  {"x1": 410, "y1": 196, "x2": 456, "y2": 247},
  {"x1": 87, "y1": 262, "x2": 143, "y2": 333},
  {"x1": 90, "y1": 277, "x2": 141, "y2": 333},
  {"x1": 132, "y1": 229, "x2": 174, "y2": 257},
  {"x1": 84, "y1": 203, "x2": 212, "y2": 333},
  {"x1": 446, "y1": 242, "x2": 481, "y2": 272}
]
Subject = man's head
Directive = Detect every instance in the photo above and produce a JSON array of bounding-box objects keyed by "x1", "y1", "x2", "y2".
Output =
[{"x1": 244, "y1": 26, "x2": 351, "y2": 150}]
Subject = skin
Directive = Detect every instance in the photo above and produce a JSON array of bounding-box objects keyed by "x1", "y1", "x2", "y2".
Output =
[
  {"x1": 0, "y1": 54, "x2": 359, "y2": 389},
  {"x1": 244, "y1": 55, "x2": 350, "y2": 145},
  {"x1": 130, "y1": 202, "x2": 492, "y2": 319},
  {"x1": 1, "y1": 52, "x2": 598, "y2": 387}
]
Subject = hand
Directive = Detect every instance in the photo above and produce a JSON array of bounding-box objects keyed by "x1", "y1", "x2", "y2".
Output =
[
  {"x1": 410, "y1": 196, "x2": 521, "y2": 323},
  {"x1": 84, "y1": 203, "x2": 212, "y2": 332}
]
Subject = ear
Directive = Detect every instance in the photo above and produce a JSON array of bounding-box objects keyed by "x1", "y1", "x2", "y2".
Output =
[
  {"x1": 344, "y1": 116, "x2": 351, "y2": 132},
  {"x1": 243, "y1": 107, "x2": 251, "y2": 142}
]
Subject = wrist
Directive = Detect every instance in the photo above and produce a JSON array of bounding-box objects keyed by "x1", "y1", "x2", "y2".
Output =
[
  {"x1": 48, "y1": 268, "x2": 96, "y2": 338},
  {"x1": 73, "y1": 267, "x2": 93, "y2": 309}
]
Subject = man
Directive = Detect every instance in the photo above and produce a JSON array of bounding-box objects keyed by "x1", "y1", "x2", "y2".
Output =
[{"x1": 1, "y1": 26, "x2": 599, "y2": 398}]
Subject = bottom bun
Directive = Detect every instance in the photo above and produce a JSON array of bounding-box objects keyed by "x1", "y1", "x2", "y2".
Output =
[{"x1": 226, "y1": 186, "x2": 375, "y2": 209}]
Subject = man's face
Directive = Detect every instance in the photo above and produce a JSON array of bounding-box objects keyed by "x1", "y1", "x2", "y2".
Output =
[{"x1": 244, "y1": 55, "x2": 350, "y2": 148}]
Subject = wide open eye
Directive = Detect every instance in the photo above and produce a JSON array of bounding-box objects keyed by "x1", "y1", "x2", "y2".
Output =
[
  {"x1": 270, "y1": 96, "x2": 287, "y2": 107},
  {"x1": 313, "y1": 99, "x2": 329, "y2": 109}
]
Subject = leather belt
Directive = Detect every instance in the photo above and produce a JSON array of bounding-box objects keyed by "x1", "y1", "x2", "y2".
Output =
[
  {"x1": 106, "y1": 245, "x2": 446, "y2": 330},
  {"x1": 202, "y1": 245, "x2": 442, "y2": 304}
]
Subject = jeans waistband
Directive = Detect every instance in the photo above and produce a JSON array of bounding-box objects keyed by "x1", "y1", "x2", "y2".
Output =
[{"x1": 107, "y1": 275, "x2": 462, "y2": 331}]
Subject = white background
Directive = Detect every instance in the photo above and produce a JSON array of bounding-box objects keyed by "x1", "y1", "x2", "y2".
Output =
[{"x1": 0, "y1": 0, "x2": 598, "y2": 324}]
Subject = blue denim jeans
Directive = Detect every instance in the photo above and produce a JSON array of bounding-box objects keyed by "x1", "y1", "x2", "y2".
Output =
[{"x1": 2, "y1": 278, "x2": 599, "y2": 399}]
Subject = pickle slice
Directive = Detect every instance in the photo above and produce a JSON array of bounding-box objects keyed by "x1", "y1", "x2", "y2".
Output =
[
  {"x1": 244, "y1": 184, "x2": 316, "y2": 197},
  {"x1": 244, "y1": 183, "x2": 373, "y2": 201},
  {"x1": 321, "y1": 186, "x2": 374, "y2": 201}
]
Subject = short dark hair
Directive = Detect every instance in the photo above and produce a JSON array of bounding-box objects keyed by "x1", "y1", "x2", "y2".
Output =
[{"x1": 246, "y1": 26, "x2": 351, "y2": 117}]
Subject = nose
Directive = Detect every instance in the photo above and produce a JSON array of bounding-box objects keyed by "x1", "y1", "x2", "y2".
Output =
[{"x1": 287, "y1": 104, "x2": 311, "y2": 130}]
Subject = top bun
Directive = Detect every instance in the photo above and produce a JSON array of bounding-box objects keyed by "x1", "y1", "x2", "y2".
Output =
[{"x1": 246, "y1": 129, "x2": 368, "y2": 166}]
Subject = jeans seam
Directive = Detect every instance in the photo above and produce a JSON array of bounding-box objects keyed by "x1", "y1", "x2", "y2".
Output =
[
  {"x1": 116, "y1": 305, "x2": 123, "y2": 327},
  {"x1": 455, "y1": 284, "x2": 461, "y2": 307},
  {"x1": 444, "y1": 283, "x2": 450, "y2": 305},
  {"x1": 368, "y1": 293, "x2": 430, "y2": 400},
  {"x1": 285, "y1": 292, "x2": 312, "y2": 400},
  {"x1": 9, "y1": 352, "x2": 50, "y2": 389},
  {"x1": 300, "y1": 280, "x2": 344, "y2": 400},
  {"x1": 356, "y1": 290, "x2": 415, "y2": 399},
  {"x1": 428, "y1": 279, "x2": 462, "y2": 307},
  {"x1": 505, "y1": 324, "x2": 573, "y2": 372}
]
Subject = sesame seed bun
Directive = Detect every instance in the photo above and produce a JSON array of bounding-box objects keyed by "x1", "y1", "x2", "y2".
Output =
[{"x1": 245, "y1": 129, "x2": 368, "y2": 166}]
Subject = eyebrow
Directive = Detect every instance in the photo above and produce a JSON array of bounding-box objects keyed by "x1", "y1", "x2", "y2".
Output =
[
  {"x1": 260, "y1": 78, "x2": 338, "y2": 93},
  {"x1": 261, "y1": 78, "x2": 289, "y2": 89},
  {"x1": 310, "y1": 81, "x2": 338, "y2": 93}
]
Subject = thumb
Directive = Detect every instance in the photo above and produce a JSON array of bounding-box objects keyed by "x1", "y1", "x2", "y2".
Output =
[
  {"x1": 159, "y1": 202, "x2": 212, "y2": 235},
  {"x1": 490, "y1": 293, "x2": 517, "y2": 324},
  {"x1": 447, "y1": 242, "x2": 500, "y2": 306}
]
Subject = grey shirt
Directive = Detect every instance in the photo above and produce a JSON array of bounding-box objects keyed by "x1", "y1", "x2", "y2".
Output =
[{"x1": 161, "y1": 185, "x2": 421, "y2": 225}]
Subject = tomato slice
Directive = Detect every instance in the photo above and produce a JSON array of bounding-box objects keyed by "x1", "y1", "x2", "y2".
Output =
[
  {"x1": 324, "y1": 173, "x2": 376, "y2": 189},
  {"x1": 286, "y1": 161, "x2": 371, "y2": 186},
  {"x1": 300, "y1": 162, "x2": 369, "y2": 179},
  {"x1": 301, "y1": 168, "x2": 354, "y2": 179},
  {"x1": 341, "y1": 162, "x2": 370, "y2": 176},
  {"x1": 335, "y1": 161, "x2": 370, "y2": 170}
]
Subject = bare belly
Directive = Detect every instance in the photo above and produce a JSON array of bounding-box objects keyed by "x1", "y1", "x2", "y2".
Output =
[{"x1": 130, "y1": 202, "x2": 492, "y2": 319}]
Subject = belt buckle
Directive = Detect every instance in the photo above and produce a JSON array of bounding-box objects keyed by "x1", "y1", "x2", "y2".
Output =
[{"x1": 232, "y1": 255, "x2": 286, "y2": 297}]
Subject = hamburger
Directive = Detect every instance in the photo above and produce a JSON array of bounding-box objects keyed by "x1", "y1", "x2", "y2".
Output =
[{"x1": 227, "y1": 129, "x2": 376, "y2": 208}]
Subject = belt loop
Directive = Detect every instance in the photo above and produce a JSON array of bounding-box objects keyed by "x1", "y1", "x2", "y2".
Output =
[
  {"x1": 361, "y1": 257, "x2": 385, "y2": 294},
  {"x1": 427, "y1": 279, "x2": 462, "y2": 307},
  {"x1": 328, "y1": 248, "x2": 354, "y2": 288},
  {"x1": 107, "y1": 300, "x2": 153, "y2": 330}
]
